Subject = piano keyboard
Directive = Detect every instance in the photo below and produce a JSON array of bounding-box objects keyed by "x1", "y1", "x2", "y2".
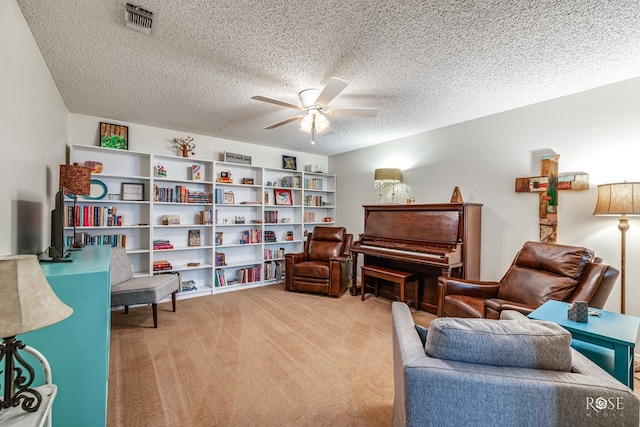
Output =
[{"x1": 355, "y1": 244, "x2": 446, "y2": 260}]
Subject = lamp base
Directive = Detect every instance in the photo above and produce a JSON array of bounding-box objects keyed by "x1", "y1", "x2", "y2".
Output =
[{"x1": 1, "y1": 336, "x2": 42, "y2": 413}]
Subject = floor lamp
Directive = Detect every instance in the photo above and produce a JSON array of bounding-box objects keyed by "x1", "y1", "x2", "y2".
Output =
[
  {"x1": 593, "y1": 182, "x2": 640, "y2": 314},
  {"x1": 59, "y1": 164, "x2": 91, "y2": 248}
]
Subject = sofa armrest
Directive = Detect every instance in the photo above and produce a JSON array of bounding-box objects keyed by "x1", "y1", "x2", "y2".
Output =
[{"x1": 284, "y1": 252, "x2": 306, "y2": 291}]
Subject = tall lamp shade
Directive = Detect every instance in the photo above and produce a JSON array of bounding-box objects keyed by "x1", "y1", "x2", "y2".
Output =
[
  {"x1": 0, "y1": 255, "x2": 73, "y2": 413},
  {"x1": 593, "y1": 182, "x2": 640, "y2": 314},
  {"x1": 59, "y1": 164, "x2": 91, "y2": 248}
]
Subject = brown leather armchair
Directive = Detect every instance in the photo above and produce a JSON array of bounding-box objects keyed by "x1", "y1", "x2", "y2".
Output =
[
  {"x1": 438, "y1": 241, "x2": 619, "y2": 319},
  {"x1": 285, "y1": 226, "x2": 353, "y2": 297}
]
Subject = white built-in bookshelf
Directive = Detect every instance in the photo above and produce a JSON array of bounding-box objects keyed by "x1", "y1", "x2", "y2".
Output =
[{"x1": 68, "y1": 145, "x2": 336, "y2": 299}]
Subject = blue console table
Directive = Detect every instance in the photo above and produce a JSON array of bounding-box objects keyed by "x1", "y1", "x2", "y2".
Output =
[
  {"x1": 529, "y1": 300, "x2": 640, "y2": 389},
  {"x1": 19, "y1": 246, "x2": 111, "y2": 427}
]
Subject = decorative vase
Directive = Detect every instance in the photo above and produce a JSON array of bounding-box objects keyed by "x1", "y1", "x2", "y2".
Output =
[{"x1": 182, "y1": 145, "x2": 189, "y2": 157}]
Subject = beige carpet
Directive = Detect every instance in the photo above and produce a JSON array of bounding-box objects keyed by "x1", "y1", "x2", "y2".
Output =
[{"x1": 107, "y1": 284, "x2": 434, "y2": 427}]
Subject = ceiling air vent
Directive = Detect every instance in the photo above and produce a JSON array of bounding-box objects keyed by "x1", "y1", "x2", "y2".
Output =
[{"x1": 125, "y1": 3, "x2": 153, "y2": 35}]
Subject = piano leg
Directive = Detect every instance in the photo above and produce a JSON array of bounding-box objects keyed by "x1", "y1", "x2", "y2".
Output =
[{"x1": 349, "y1": 252, "x2": 361, "y2": 296}]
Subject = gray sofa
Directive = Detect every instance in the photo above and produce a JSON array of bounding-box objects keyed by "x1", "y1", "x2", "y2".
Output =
[{"x1": 392, "y1": 302, "x2": 639, "y2": 427}]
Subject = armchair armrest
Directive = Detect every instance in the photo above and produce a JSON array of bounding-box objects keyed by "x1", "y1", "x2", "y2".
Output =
[
  {"x1": 438, "y1": 277, "x2": 501, "y2": 298},
  {"x1": 437, "y1": 277, "x2": 501, "y2": 317},
  {"x1": 285, "y1": 252, "x2": 307, "y2": 291}
]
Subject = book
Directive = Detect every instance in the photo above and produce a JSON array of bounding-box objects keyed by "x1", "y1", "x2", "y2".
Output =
[
  {"x1": 188, "y1": 229, "x2": 201, "y2": 246},
  {"x1": 192, "y1": 164, "x2": 202, "y2": 181}
]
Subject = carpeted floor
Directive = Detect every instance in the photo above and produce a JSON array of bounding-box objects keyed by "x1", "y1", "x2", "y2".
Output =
[{"x1": 107, "y1": 284, "x2": 434, "y2": 427}]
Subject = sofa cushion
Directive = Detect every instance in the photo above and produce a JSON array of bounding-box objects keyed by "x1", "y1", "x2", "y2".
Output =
[{"x1": 424, "y1": 317, "x2": 572, "y2": 371}]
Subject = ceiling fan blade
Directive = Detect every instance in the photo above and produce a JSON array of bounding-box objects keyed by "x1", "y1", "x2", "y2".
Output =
[
  {"x1": 264, "y1": 115, "x2": 304, "y2": 130},
  {"x1": 314, "y1": 77, "x2": 348, "y2": 108},
  {"x1": 252, "y1": 95, "x2": 304, "y2": 111},
  {"x1": 327, "y1": 108, "x2": 379, "y2": 117}
]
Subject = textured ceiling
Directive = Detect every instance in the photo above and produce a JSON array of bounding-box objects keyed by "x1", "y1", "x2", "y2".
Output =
[{"x1": 16, "y1": 0, "x2": 640, "y2": 156}]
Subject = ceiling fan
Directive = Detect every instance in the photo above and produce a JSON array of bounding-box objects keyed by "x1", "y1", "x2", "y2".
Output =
[{"x1": 252, "y1": 77, "x2": 378, "y2": 144}]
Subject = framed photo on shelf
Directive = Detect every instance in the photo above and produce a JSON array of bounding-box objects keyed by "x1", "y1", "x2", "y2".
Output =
[
  {"x1": 223, "y1": 191, "x2": 235, "y2": 204},
  {"x1": 282, "y1": 155, "x2": 297, "y2": 170},
  {"x1": 121, "y1": 182, "x2": 144, "y2": 201},
  {"x1": 188, "y1": 229, "x2": 201, "y2": 246},
  {"x1": 99, "y1": 122, "x2": 128, "y2": 150},
  {"x1": 274, "y1": 189, "x2": 292, "y2": 205}
]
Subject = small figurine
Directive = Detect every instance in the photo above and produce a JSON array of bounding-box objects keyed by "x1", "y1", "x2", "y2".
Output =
[{"x1": 171, "y1": 136, "x2": 196, "y2": 157}]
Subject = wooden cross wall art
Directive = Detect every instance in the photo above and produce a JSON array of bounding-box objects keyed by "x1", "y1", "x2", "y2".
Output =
[{"x1": 515, "y1": 154, "x2": 589, "y2": 243}]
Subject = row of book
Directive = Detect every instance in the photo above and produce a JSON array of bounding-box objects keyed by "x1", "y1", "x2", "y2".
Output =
[
  {"x1": 65, "y1": 233, "x2": 126, "y2": 248},
  {"x1": 281, "y1": 176, "x2": 301, "y2": 188},
  {"x1": 154, "y1": 185, "x2": 212, "y2": 203},
  {"x1": 264, "y1": 260, "x2": 284, "y2": 281},
  {"x1": 238, "y1": 266, "x2": 262, "y2": 284},
  {"x1": 304, "y1": 195, "x2": 324, "y2": 207},
  {"x1": 264, "y1": 210, "x2": 278, "y2": 223},
  {"x1": 239, "y1": 229, "x2": 261, "y2": 244},
  {"x1": 199, "y1": 210, "x2": 214, "y2": 225},
  {"x1": 303, "y1": 178, "x2": 323, "y2": 190},
  {"x1": 264, "y1": 248, "x2": 286, "y2": 260},
  {"x1": 65, "y1": 205, "x2": 123, "y2": 227},
  {"x1": 214, "y1": 188, "x2": 236, "y2": 204},
  {"x1": 303, "y1": 212, "x2": 316, "y2": 223}
]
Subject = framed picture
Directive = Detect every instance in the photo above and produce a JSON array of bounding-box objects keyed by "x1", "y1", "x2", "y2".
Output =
[
  {"x1": 274, "y1": 189, "x2": 292, "y2": 205},
  {"x1": 188, "y1": 229, "x2": 201, "y2": 246},
  {"x1": 100, "y1": 122, "x2": 128, "y2": 150},
  {"x1": 223, "y1": 191, "x2": 235, "y2": 204},
  {"x1": 121, "y1": 182, "x2": 144, "y2": 201},
  {"x1": 282, "y1": 155, "x2": 297, "y2": 170}
]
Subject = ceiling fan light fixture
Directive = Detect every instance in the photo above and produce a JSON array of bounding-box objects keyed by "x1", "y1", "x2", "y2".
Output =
[{"x1": 300, "y1": 111, "x2": 329, "y2": 134}]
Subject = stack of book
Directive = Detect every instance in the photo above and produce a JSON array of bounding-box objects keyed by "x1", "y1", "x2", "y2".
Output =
[
  {"x1": 181, "y1": 280, "x2": 197, "y2": 292},
  {"x1": 153, "y1": 239, "x2": 173, "y2": 250},
  {"x1": 161, "y1": 215, "x2": 180, "y2": 225},
  {"x1": 264, "y1": 230, "x2": 277, "y2": 243},
  {"x1": 153, "y1": 260, "x2": 172, "y2": 271}
]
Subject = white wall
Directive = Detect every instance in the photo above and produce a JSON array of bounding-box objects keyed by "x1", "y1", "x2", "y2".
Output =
[
  {"x1": 0, "y1": 0, "x2": 69, "y2": 256},
  {"x1": 331, "y1": 77, "x2": 640, "y2": 317},
  {"x1": 68, "y1": 114, "x2": 328, "y2": 172}
]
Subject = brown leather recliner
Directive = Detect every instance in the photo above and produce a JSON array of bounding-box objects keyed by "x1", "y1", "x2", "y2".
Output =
[
  {"x1": 285, "y1": 226, "x2": 353, "y2": 297},
  {"x1": 438, "y1": 241, "x2": 619, "y2": 319}
]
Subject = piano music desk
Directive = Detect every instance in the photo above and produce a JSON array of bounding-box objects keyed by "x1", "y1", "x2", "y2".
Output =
[{"x1": 361, "y1": 265, "x2": 419, "y2": 308}]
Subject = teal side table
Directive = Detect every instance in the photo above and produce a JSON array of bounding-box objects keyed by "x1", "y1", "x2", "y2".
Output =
[
  {"x1": 529, "y1": 300, "x2": 640, "y2": 389},
  {"x1": 19, "y1": 246, "x2": 111, "y2": 427}
]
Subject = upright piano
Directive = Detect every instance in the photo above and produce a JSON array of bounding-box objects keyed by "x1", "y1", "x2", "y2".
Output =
[{"x1": 351, "y1": 203, "x2": 482, "y2": 313}]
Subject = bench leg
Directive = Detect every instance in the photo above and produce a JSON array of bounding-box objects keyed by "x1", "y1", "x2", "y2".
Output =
[
  {"x1": 124, "y1": 305, "x2": 129, "y2": 314},
  {"x1": 172, "y1": 291, "x2": 177, "y2": 312},
  {"x1": 152, "y1": 303, "x2": 158, "y2": 328}
]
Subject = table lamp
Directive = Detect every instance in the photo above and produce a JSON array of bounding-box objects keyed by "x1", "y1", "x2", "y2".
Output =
[
  {"x1": 374, "y1": 168, "x2": 402, "y2": 203},
  {"x1": 59, "y1": 164, "x2": 91, "y2": 248},
  {"x1": 593, "y1": 182, "x2": 640, "y2": 313},
  {"x1": 0, "y1": 255, "x2": 73, "y2": 413}
]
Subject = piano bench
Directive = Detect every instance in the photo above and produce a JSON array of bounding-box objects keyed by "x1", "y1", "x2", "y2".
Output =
[{"x1": 361, "y1": 265, "x2": 419, "y2": 308}]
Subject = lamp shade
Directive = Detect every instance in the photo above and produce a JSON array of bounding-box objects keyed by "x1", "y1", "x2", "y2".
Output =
[
  {"x1": 374, "y1": 168, "x2": 402, "y2": 183},
  {"x1": 593, "y1": 182, "x2": 640, "y2": 215},
  {"x1": 60, "y1": 164, "x2": 91, "y2": 196},
  {"x1": 0, "y1": 255, "x2": 73, "y2": 337}
]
